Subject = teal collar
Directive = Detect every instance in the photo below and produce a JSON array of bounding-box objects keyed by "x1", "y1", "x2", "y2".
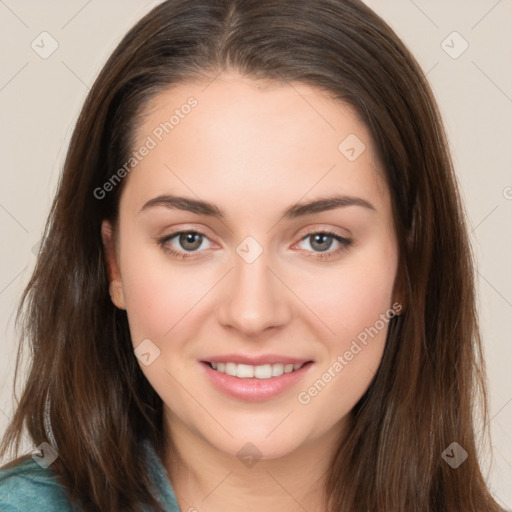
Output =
[{"x1": 142, "y1": 439, "x2": 181, "y2": 511}]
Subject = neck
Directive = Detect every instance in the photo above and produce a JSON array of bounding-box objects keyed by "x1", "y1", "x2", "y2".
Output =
[{"x1": 162, "y1": 408, "x2": 347, "y2": 512}]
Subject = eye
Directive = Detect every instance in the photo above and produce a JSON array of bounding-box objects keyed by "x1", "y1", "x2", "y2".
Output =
[
  {"x1": 158, "y1": 230, "x2": 211, "y2": 259},
  {"x1": 295, "y1": 230, "x2": 352, "y2": 261},
  {"x1": 157, "y1": 228, "x2": 352, "y2": 261}
]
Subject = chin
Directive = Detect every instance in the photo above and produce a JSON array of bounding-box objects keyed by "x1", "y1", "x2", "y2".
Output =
[{"x1": 209, "y1": 430, "x2": 303, "y2": 462}]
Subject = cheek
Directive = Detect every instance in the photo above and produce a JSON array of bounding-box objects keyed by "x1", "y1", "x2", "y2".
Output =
[
  {"x1": 118, "y1": 240, "x2": 212, "y2": 345},
  {"x1": 298, "y1": 240, "x2": 398, "y2": 343}
]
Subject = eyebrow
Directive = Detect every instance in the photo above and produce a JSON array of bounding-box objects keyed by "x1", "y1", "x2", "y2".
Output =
[{"x1": 139, "y1": 193, "x2": 376, "y2": 220}]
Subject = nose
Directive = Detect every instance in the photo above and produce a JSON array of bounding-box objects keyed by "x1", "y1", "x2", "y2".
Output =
[{"x1": 216, "y1": 248, "x2": 293, "y2": 337}]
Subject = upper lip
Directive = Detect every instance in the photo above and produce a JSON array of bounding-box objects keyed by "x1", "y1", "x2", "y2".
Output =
[{"x1": 202, "y1": 354, "x2": 313, "y2": 366}]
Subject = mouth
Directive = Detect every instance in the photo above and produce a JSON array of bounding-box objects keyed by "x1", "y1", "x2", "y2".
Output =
[
  {"x1": 203, "y1": 361, "x2": 310, "y2": 379},
  {"x1": 199, "y1": 359, "x2": 314, "y2": 401}
]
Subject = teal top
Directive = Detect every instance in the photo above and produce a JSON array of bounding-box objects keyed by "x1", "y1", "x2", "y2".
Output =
[{"x1": 0, "y1": 440, "x2": 181, "y2": 511}]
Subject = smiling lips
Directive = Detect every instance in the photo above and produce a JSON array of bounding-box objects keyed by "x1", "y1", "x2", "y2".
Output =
[
  {"x1": 201, "y1": 358, "x2": 314, "y2": 401},
  {"x1": 202, "y1": 354, "x2": 312, "y2": 380},
  {"x1": 208, "y1": 361, "x2": 306, "y2": 379}
]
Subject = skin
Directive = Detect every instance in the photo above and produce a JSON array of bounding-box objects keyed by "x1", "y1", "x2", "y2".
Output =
[{"x1": 103, "y1": 71, "x2": 402, "y2": 512}]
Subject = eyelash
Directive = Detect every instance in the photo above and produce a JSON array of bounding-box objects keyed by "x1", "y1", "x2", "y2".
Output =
[{"x1": 157, "y1": 229, "x2": 352, "y2": 261}]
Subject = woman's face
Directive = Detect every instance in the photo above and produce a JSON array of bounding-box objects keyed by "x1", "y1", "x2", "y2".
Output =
[{"x1": 103, "y1": 72, "x2": 401, "y2": 460}]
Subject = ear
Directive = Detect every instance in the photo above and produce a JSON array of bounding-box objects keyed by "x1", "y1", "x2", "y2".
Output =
[
  {"x1": 101, "y1": 220, "x2": 126, "y2": 310},
  {"x1": 391, "y1": 276, "x2": 407, "y2": 316},
  {"x1": 391, "y1": 224, "x2": 414, "y2": 316}
]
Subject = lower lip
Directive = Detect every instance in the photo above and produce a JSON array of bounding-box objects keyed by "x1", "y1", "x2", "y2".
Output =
[{"x1": 199, "y1": 361, "x2": 314, "y2": 401}]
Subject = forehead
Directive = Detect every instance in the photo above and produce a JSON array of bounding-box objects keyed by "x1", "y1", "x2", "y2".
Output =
[{"x1": 123, "y1": 73, "x2": 389, "y2": 216}]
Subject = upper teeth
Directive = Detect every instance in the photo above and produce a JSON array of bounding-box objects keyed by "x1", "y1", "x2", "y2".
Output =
[{"x1": 210, "y1": 362, "x2": 305, "y2": 379}]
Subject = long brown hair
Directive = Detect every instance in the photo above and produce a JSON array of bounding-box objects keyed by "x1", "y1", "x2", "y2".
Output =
[{"x1": 1, "y1": 0, "x2": 501, "y2": 510}]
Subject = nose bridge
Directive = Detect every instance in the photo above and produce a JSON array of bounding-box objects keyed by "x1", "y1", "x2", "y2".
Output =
[{"x1": 216, "y1": 237, "x2": 291, "y2": 334}]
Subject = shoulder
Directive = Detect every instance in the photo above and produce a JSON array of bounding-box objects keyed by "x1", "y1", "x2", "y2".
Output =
[{"x1": 0, "y1": 456, "x2": 73, "y2": 511}]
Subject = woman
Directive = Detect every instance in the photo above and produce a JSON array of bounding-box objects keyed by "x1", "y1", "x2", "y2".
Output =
[{"x1": 0, "y1": 0, "x2": 502, "y2": 510}]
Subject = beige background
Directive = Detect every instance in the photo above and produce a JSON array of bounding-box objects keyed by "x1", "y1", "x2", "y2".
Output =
[{"x1": 1, "y1": 0, "x2": 511, "y2": 507}]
